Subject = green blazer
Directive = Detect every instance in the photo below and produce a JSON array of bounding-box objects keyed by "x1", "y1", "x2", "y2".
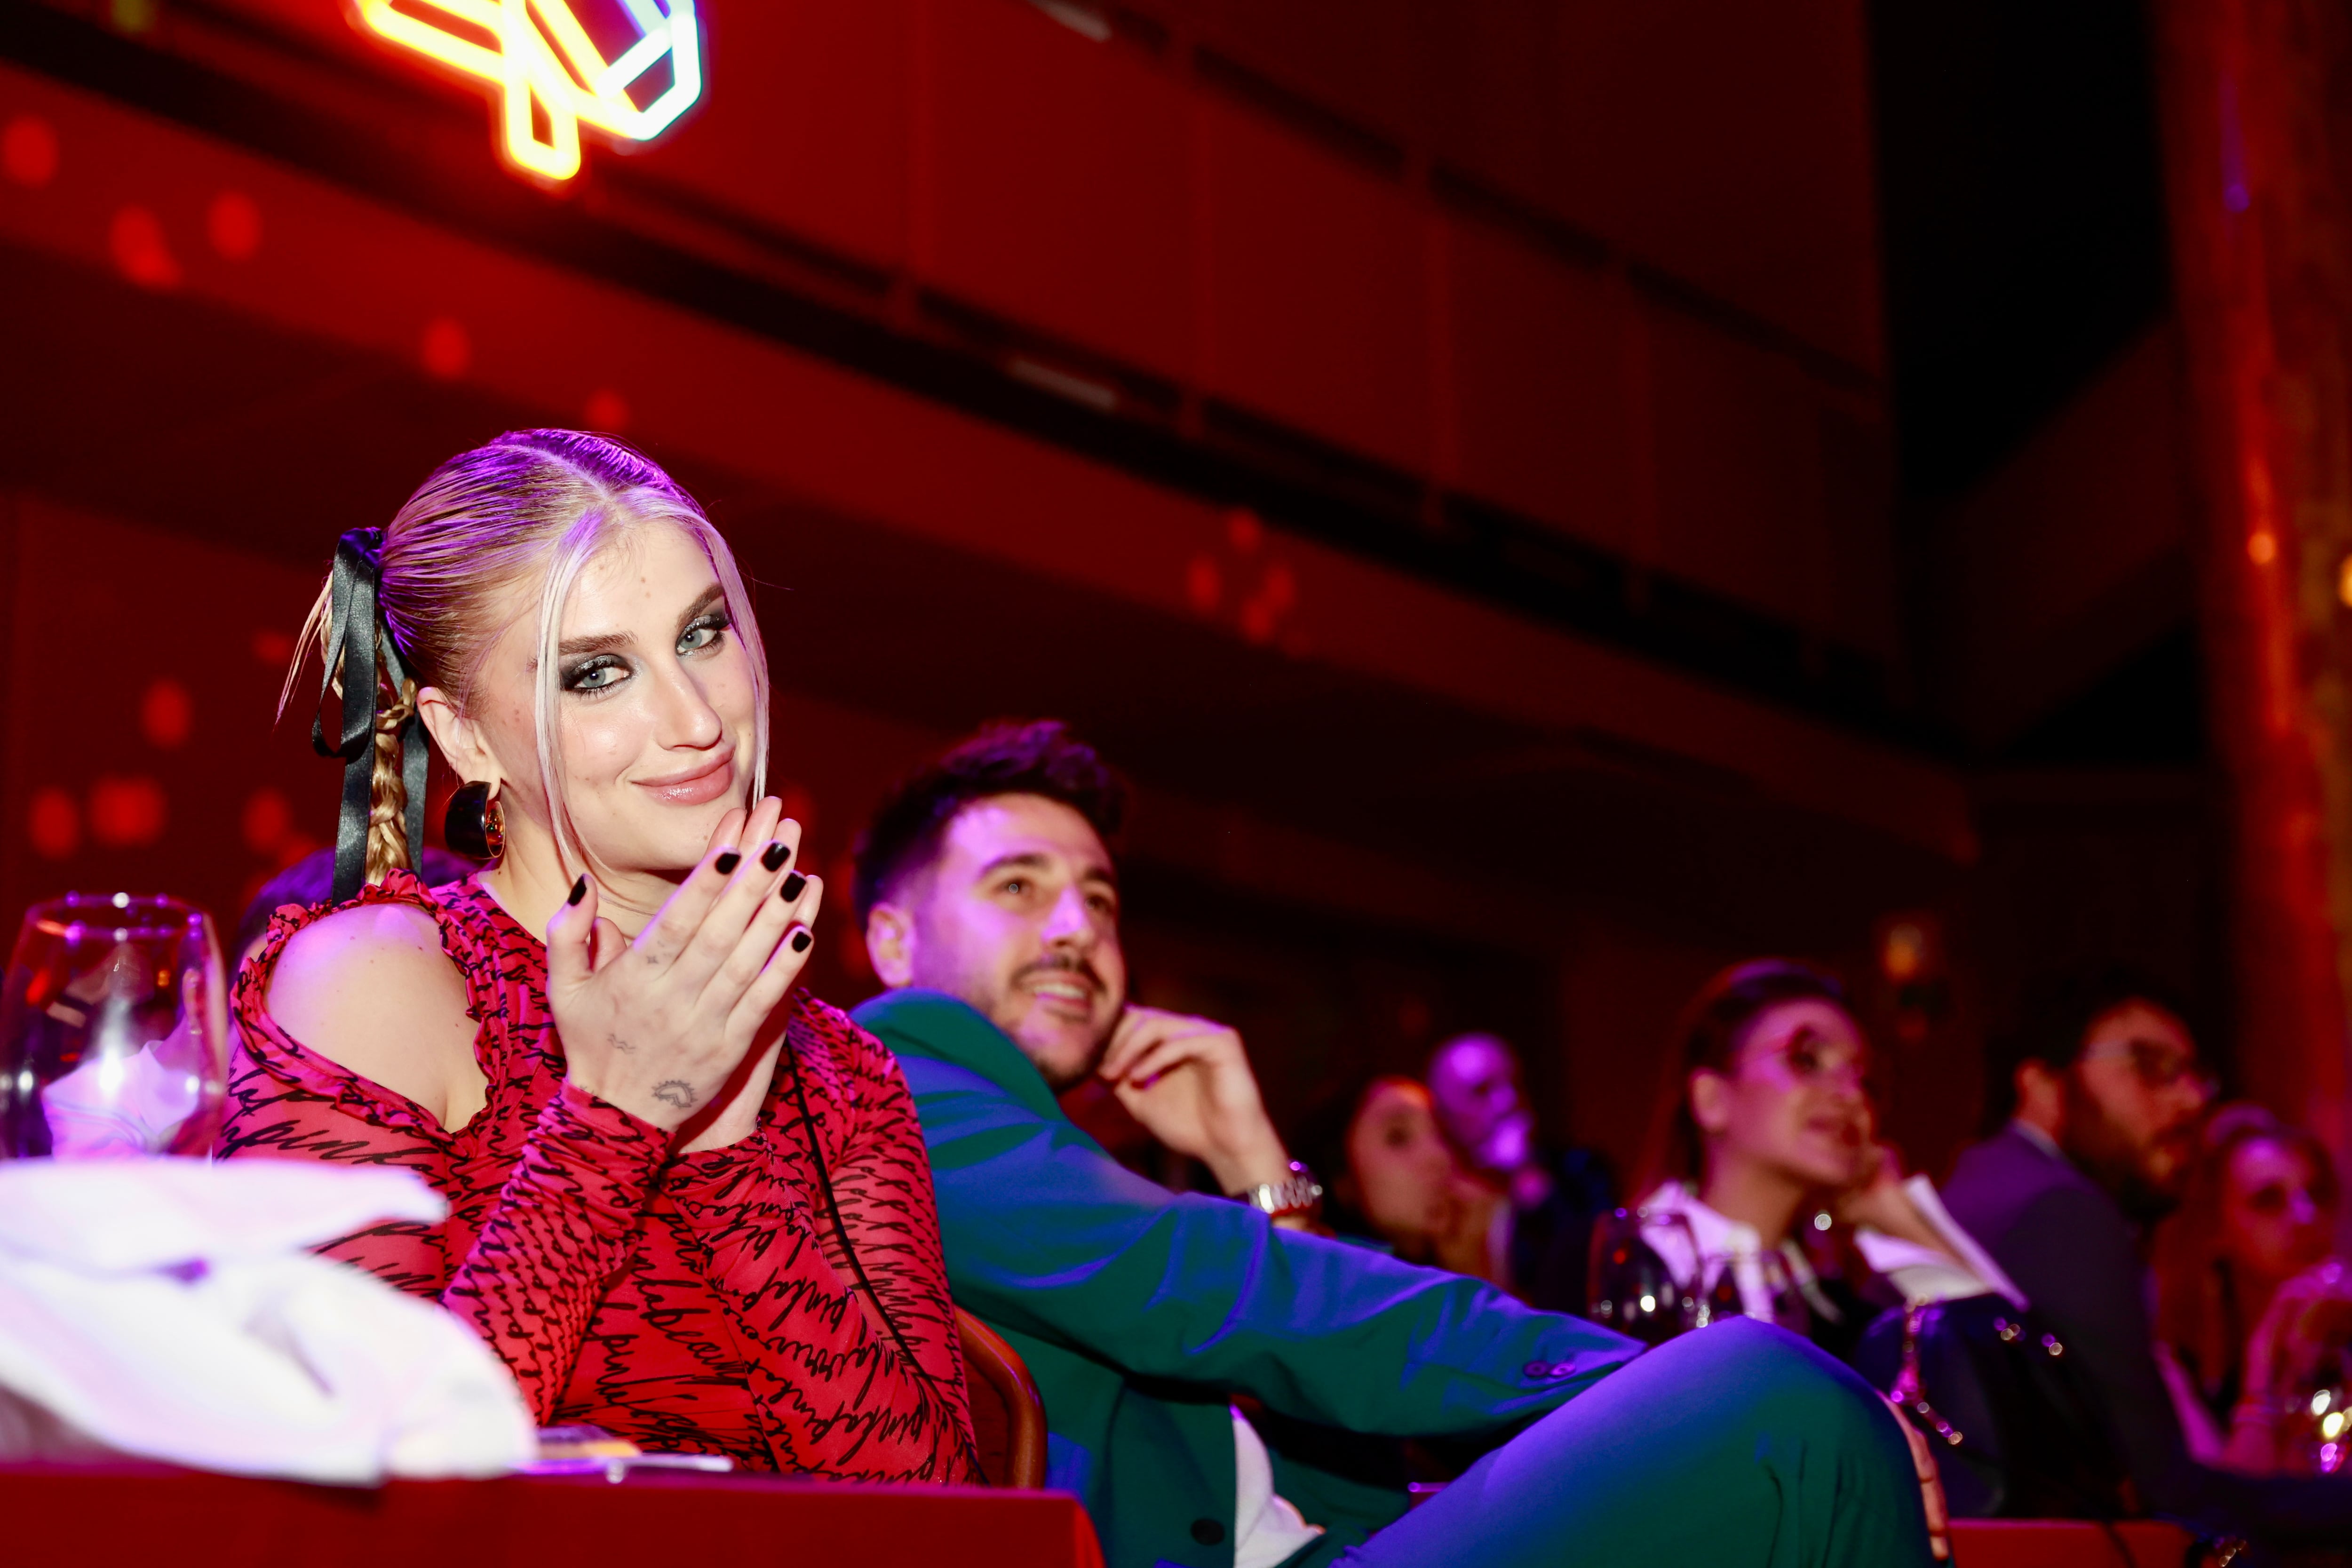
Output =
[{"x1": 853, "y1": 989, "x2": 1640, "y2": 1568}]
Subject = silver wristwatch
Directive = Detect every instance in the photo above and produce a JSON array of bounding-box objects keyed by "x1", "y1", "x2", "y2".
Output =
[{"x1": 1232, "y1": 1161, "x2": 1324, "y2": 1220}]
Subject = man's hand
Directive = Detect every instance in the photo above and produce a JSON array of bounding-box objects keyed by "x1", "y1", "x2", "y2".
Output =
[{"x1": 1097, "y1": 1006, "x2": 1293, "y2": 1196}]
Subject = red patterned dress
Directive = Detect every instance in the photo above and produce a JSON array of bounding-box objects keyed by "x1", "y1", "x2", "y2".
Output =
[{"x1": 219, "y1": 869, "x2": 977, "y2": 1482}]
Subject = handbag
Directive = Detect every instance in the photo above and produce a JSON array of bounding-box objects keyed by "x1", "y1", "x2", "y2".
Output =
[{"x1": 1854, "y1": 1294, "x2": 2136, "y2": 1520}]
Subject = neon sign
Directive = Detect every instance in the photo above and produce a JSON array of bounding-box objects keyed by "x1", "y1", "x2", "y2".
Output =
[{"x1": 353, "y1": 0, "x2": 702, "y2": 182}]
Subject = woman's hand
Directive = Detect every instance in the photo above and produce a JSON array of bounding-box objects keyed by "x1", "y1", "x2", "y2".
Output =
[
  {"x1": 1831, "y1": 1141, "x2": 1971, "y2": 1267},
  {"x1": 2246, "y1": 1259, "x2": 2352, "y2": 1404},
  {"x1": 543, "y1": 797, "x2": 823, "y2": 1132},
  {"x1": 1435, "y1": 1172, "x2": 1508, "y2": 1286},
  {"x1": 1832, "y1": 1143, "x2": 1906, "y2": 1232}
]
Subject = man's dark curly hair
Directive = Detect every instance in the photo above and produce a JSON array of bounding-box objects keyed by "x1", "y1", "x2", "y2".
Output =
[
  {"x1": 1979, "y1": 961, "x2": 2199, "y2": 1133},
  {"x1": 853, "y1": 719, "x2": 1128, "y2": 922}
]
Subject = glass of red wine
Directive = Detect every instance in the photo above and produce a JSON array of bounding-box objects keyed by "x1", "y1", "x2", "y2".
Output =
[{"x1": 0, "y1": 893, "x2": 228, "y2": 1159}]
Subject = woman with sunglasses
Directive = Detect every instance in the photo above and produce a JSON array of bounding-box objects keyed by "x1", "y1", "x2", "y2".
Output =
[{"x1": 1590, "y1": 960, "x2": 2013, "y2": 1358}]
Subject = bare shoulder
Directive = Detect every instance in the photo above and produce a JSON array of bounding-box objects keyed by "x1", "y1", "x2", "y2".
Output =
[{"x1": 266, "y1": 902, "x2": 477, "y2": 1122}]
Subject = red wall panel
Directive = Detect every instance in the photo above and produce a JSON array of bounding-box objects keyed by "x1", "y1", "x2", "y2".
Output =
[
  {"x1": 1644, "y1": 306, "x2": 1828, "y2": 632},
  {"x1": 1547, "y1": 0, "x2": 1884, "y2": 374},
  {"x1": 921, "y1": 0, "x2": 1189, "y2": 376},
  {"x1": 1446, "y1": 217, "x2": 1631, "y2": 553},
  {"x1": 1200, "y1": 99, "x2": 1427, "y2": 472},
  {"x1": 132, "y1": 2, "x2": 1894, "y2": 661},
  {"x1": 1181, "y1": 0, "x2": 1422, "y2": 144},
  {"x1": 0, "y1": 497, "x2": 336, "y2": 951},
  {"x1": 634, "y1": 0, "x2": 913, "y2": 273},
  {"x1": 195, "y1": 0, "x2": 356, "y2": 56},
  {"x1": 1419, "y1": 0, "x2": 1568, "y2": 218}
]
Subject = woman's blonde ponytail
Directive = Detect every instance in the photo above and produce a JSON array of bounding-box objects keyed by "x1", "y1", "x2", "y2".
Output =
[
  {"x1": 365, "y1": 651, "x2": 419, "y2": 885},
  {"x1": 291, "y1": 528, "x2": 428, "y2": 903}
]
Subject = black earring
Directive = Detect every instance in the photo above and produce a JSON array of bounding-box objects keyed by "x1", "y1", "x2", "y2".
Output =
[{"x1": 445, "y1": 780, "x2": 505, "y2": 860}]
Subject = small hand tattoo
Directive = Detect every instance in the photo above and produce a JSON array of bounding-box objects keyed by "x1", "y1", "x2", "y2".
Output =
[
  {"x1": 651, "y1": 1080, "x2": 696, "y2": 1109},
  {"x1": 610, "y1": 1034, "x2": 636, "y2": 1055}
]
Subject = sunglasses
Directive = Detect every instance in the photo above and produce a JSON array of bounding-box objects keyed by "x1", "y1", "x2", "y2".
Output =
[
  {"x1": 2080, "y1": 1037, "x2": 2217, "y2": 1098},
  {"x1": 1749, "y1": 1028, "x2": 1870, "y2": 1091}
]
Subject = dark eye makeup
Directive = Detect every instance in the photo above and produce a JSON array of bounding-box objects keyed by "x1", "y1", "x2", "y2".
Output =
[
  {"x1": 678, "y1": 610, "x2": 730, "y2": 655},
  {"x1": 558, "y1": 608, "x2": 732, "y2": 697},
  {"x1": 561, "y1": 654, "x2": 628, "y2": 693}
]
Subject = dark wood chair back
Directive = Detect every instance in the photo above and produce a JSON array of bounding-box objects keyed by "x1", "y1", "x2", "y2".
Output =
[{"x1": 956, "y1": 1307, "x2": 1047, "y2": 1489}]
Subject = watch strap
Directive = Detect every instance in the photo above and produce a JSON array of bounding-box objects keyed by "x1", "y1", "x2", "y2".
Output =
[{"x1": 1233, "y1": 1161, "x2": 1324, "y2": 1219}]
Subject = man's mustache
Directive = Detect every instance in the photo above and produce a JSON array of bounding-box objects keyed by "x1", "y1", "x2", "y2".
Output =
[{"x1": 1014, "y1": 953, "x2": 1107, "y2": 994}]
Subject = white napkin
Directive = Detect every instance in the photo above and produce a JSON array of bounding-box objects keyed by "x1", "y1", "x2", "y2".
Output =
[{"x1": 0, "y1": 1158, "x2": 536, "y2": 1483}]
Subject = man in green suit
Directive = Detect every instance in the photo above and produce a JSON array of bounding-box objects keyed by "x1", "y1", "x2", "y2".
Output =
[{"x1": 849, "y1": 721, "x2": 1936, "y2": 1568}]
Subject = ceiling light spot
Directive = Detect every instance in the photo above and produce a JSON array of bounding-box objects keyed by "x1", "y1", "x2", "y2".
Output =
[
  {"x1": 1185, "y1": 555, "x2": 1221, "y2": 616},
  {"x1": 421, "y1": 317, "x2": 471, "y2": 379},
  {"x1": 585, "y1": 387, "x2": 631, "y2": 432},
  {"x1": 241, "y1": 788, "x2": 294, "y2": 856},
  {"x1": 206, "y1": 190, "x2": 262, "y2": 260},
  {"x1": 28, "y1": 787, "x2": 78, "y2": 860},
  {"x1": 1, "y1": 115, "x2": 58, "y2": 189},
  {"x1": 140, "y1": 678, "x2": 193, "y2": 749},
  {"x1": 88, "y1": 777, "x2": 167, "y2": 849},
  {"x1": 109, "y1": 206, "x2": 182, "y2": 291}
]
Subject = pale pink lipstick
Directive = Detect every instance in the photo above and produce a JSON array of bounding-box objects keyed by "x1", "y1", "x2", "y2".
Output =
[{"x1": 637, "y1": 754, "x2": 735, "y2": 806}]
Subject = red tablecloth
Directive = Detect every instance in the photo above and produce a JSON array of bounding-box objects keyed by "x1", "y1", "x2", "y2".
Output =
[
  {"x1": 1947, "y1": 1518, "x2": 2195, "y2": 1568},
  {"x1": 0, "y1": 1463, "x2": 1105, "y2": 1568},
  {"x1": 0, "y1": 1462, "x2": 2221, "y2": 1567}
]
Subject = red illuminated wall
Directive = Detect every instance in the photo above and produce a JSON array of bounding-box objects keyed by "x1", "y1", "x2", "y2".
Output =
[
  {"x1": 0, "y1": 0, "x2": 1974, "y2": 1176},
  {"x1": 0, "y1": 496, "x2": 336, "y2": 950},
  {"x1": 181, "y1": 0, "x2": 1898, "y2": 659}
]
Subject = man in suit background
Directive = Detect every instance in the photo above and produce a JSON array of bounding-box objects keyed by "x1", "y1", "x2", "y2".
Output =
[{"x1": 1941, "y1": 966, "x2": 2352, "y2": 1549}]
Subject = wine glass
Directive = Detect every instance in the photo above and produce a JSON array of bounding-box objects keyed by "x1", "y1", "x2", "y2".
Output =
[
  {"x1": 0, "y1": 893, "x2": 228, "y2": 1159},
  {"x1": 1588, "y1": 1208, "x2": 1705, "y2": 1345}
]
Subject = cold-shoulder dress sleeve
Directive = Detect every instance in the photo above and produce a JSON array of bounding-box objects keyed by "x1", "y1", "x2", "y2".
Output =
[{"x1": 217, "y1": 874, "x2": 671, "y2": 1423}]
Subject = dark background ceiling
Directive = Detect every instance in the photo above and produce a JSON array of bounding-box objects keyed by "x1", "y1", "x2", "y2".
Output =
[{"x1": 1869, "y1": 0, "x2": 2193, "y2": 768}]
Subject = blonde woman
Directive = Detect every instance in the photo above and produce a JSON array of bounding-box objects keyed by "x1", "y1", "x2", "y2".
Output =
[{"x1": 219, "y1": 430, "x2": 976, "y2": 1479}]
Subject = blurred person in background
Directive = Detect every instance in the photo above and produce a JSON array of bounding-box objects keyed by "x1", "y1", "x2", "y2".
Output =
[
  {"x1": 1591, "y1": 960, "x2": 2002, "y2": 1358},
  {"x1": 1292, "y1": 1075, "x2": 1503, "y2": 1281},
  {"x1": 2154, "y1": 1103, "x2": 2352, "y2": 1474},
  {"x1": 1941, "y1": 964, "x2": 2352, "y2": 1548},
  {"x1": 1424, "y1": 1033, "x2": 1615, "y2": 1313}
]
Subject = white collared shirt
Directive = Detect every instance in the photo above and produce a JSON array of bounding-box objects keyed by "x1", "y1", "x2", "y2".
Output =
[
  {"x1": 1636, "y1": 1180, "x2": 1845, "y2": 1325},
  {"x1": 1635, "y1": 1178, "x2": 2026, "y2": 1317},
  {"x1": 1232, "y1": 1408, "x2": 1323, "y2": 1568}
]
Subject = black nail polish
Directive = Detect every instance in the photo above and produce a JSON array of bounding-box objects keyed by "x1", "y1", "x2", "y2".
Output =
[
  {"x1": 790, "y1": 929, "x2": 812, "y2": 953},
  {"x1": 714, "y1": 851, "x2": 741, "y2": 875},
  {"x1": 779, "y1": 872, "x2": 807, "y2": 901},
  {"x1": 567, "y1": 876, "x2": 588, "y2": 906},
  {"x1": 761, "y1": 840, "x2": 791, "y2": 873}
]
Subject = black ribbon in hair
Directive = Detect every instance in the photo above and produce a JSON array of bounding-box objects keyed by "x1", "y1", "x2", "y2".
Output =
[{"x1": 313, "y1": 528, "x2": 428, "y2": 904}]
